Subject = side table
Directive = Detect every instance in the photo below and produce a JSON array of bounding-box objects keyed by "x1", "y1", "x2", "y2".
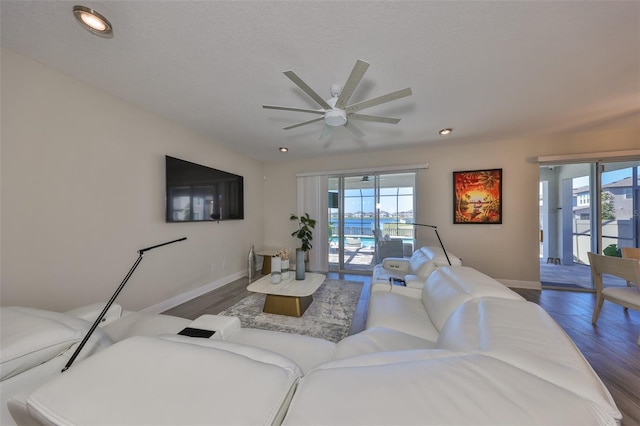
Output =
[{"x1": 256, "y1": 248, "x2": 281, "y2": 274}]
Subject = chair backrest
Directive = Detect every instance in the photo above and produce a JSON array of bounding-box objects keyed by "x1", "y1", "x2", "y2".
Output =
[
  {"x1": 621, "y1": 247, "x2": 640, "y2": 260},
  {"x1": 587, "y1": 252, "x2": 640, "y2": 290},
  {"x1": 378, "y1": 239, "x2": 404, "y2": 260}
]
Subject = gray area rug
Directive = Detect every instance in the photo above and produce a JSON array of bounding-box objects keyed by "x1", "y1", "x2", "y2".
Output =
[{"x1": 219, "y1": 278, "x2": 363, "y2": 343}]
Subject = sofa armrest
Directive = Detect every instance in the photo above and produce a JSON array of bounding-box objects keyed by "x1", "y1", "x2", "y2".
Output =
[
  {"x1": 404, "y1": 275, "x2": 425, "y2": 289},
  {"x1": 371, "y1": 282, "x2": 393, "y2": 293},
  {"x1": 381, "y1": 257, "x2": 410, "y2": 273},
  {"x1": 389, "y1": 286, "x2": 422, "y2": 298},
  {"x1": 371, "y1": 284, "x2": 422, "y2": 299}
]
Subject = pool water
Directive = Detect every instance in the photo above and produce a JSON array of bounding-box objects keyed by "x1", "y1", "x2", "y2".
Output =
[
  {"x1": 330, "y1": 236, "x2": 411, "y2": 249},
  {"x1": 330, "y1": 236, "x2": 374, "y2": 248}
]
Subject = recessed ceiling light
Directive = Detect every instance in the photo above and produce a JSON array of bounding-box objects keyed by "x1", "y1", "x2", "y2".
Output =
[
  {"x1": 73, "y1": 5, "x2": 113, "y2": 38},
  {"x1": 439, "y1": 128, "x2": 453, "y2": 136},
  {"x1": 279, "y1": 147, "x2": 289, "y2": 153}
]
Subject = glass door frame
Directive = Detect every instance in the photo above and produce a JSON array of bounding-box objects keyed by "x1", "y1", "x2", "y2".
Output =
[
  {"x1": 329, "y1": 171, "x2": 417, "y2": 274},
  {"x1": 539, "y1": 160, "x2": 639, "y2": 289}
]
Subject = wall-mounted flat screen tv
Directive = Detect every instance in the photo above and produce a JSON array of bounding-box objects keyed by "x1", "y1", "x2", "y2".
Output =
[{"x1": 165, "y1": 156, "x2": 244, "y2": 222}]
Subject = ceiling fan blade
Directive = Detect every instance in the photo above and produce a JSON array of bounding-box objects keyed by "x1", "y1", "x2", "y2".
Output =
[
  {"x1": 263, "y1": 105, "x2": 324, "y2": 115},
  {"x1": 283, "y1": 70, "x2": 332, "y2": 110},
  {"x1": 344, "y1": 121, "x2": 365, "y2": 138},
  {"x1": 348, "y1": 113, "x2": 401, "y2": 124},
  {"x1": 335, "y1": 59, "x2": 370, "y2": 109},
  {"x1": 345, "y1": 87, "x2": 412, "y2": 113},
  {"x1": 319, "y1": 125, "x2": 332, "y2": 140},
  {"x1": 283, "y1": 116, "x2": 324, "y2": 130}
]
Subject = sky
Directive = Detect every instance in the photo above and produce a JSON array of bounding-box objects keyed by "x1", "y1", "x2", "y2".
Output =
[
  {"x1": 341, "y1": 187, "x2": 414, "y2": 214},
  {"x1": 573, "y1": 167, "x2": 634, "y2": 188}
]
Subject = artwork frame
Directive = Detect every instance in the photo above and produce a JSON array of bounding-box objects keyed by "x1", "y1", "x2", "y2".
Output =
[{"x1": 453, "y1": 168, "x2": 502, "y2": 224}]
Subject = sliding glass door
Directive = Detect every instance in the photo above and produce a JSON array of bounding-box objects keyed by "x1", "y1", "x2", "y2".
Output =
[
  {"x1": 600, "y1": 162, "x2": 639, "y2": 256},
  {"x1": 539, "y1": 160, "x2": 639, "y2": 289},
  {"x1": 329, "y1": 172, "x2": 416, "y2": 273}
]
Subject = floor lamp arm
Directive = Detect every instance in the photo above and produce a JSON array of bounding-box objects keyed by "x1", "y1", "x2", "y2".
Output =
[
  {"x1": 411, "y1": 223, "x2": 451, "y2": 266},
  {"x1": 62, "y1": 237, "x2": 187, "y2": 372}
]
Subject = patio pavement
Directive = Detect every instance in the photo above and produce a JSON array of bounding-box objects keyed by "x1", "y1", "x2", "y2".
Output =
[
  {"x1": 540, "y1": 258, "x2": 628, "y2": 289},
  {"x1": 329, "y1": 248, "x2": 632, "y2": 290}
]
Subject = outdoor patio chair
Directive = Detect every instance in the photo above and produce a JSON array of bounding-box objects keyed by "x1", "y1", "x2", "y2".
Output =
[
  {"x1": 378, "y1": 238, "x2": 404, "y2": 261},
  {"x1": 587, "y1": 252, "x2": 640, "y2": 345},
  {"x1": 621, "y1": 247, "x2": 640, "y2": 287}
]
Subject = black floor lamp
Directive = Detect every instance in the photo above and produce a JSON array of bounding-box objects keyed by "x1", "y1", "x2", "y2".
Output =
[
  {"x1": 410, "y1": 223, "x2": 451, "y2": 266},
  {"x1": 62, "y1": 237, "x2": 187, "y2": 372}
]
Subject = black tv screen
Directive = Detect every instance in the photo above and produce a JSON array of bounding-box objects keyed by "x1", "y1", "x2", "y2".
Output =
[{"x1": 165, "y1": 156, "x2": 244, "y2": 222}]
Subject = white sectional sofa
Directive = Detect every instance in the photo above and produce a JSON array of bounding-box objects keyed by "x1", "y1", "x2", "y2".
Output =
[
  {"x1": 6, "y1": 266, "x2": 622, "y2": 425},
  {"x1": 372, "y1": 245, "x2": 462, "y2": 288},
  {"x1": 0, "y1": 305, "x2": 192, "y2": 426}
]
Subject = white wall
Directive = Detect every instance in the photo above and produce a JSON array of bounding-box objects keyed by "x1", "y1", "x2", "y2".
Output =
[
  {"x1": 263, "y1": 121, "x2": 639, "y2": 285},
  {"x1": 2, "y1": 47, "x2": 638, "y2": 310},
  {"x1": 1, "y1": 49, "x2": 264, "y2": 311}
]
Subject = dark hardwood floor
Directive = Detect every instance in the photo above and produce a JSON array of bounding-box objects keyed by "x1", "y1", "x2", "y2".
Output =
[
  {"x1": 514, "y1": 288, "x2": 640, "y2": 426},
  {"x1": 164, "y1": 275, "x2": 639, "y2": 426}
]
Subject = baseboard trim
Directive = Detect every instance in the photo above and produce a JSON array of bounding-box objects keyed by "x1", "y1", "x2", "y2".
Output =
[
  {"x1": 497, "y1": 279, "x2": 542, "y2": 290},
  {"x1": 141, "y1": 270, "x2": 247, "y2": 314}
]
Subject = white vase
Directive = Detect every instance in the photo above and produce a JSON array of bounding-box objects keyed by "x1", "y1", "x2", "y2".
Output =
[
  {"x1": 281, "y1": 259, "x2": 290, "y2": 280},
  {"x1": 270, "y1": 257, "x2": 281, "y2": 284}
]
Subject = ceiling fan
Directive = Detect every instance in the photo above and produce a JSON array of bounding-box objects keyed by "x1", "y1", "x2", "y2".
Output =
[{"x1": 263, "y1": 59, "x2": 412, "y2": 139}]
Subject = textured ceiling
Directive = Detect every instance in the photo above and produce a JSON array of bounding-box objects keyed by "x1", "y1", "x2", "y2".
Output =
[{"x1": 1, "y1": 1, "x2": 638, "y2": 162}]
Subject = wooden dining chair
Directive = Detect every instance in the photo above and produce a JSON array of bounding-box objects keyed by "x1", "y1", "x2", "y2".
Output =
[{"x1": 587, "y1": 252, "x2": 640, "y2": 345}]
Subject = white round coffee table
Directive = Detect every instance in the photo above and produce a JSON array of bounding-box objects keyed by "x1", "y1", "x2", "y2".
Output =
[{"x1": 247, "y1": 272, "x2": 326, "y2": 317}]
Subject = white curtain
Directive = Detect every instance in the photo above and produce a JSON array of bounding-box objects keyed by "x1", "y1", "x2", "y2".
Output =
[{"x1": 296, "y1": 175, "x2": 328, "y2": 272}]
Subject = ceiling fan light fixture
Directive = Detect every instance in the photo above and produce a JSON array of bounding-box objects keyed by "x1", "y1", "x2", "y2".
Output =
[
  {"x1": 73, "y1": 5, "x2": 113, "y2": 38},
  {"x1": 263, "y1": 60, "x2": 412, "y2": 138},
  {"x1": 325, "y1": 109, "x2": 347, "y2": 127},
  {"x1": 439, "y1": 128, "x2": 453, "y2": 136}
]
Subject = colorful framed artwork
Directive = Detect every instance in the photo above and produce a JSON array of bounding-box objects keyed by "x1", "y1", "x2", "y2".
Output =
[{"x1": 453, "y1": 168, "x2": 502, "y2": 224}]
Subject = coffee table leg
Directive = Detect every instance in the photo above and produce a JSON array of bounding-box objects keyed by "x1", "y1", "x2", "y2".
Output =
[{"x1": 263, "y1": 294, "x2": 313, "y2": 317}]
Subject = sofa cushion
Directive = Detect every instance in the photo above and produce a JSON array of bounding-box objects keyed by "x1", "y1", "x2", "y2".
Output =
[
  {"x1": 372, "y1": 246, "x2": 462, "y2": 285},
  {"x1": 226, "y1": 328, "x2": 336, "y2": 373},
  {"x1": 410, "y1": 246, "x2": 462, "y2": 277},
  {"x1": 0, "y1": 307, "x2": 113, "y2": 381},
  {"x1": 101, "y1": 311, "x2": 192, "y2": 342},
  {"x1": 27, "y1": 335, "x2": 303, "y2": 426},
  {"x1": 283, "y1": 351, "x2": 617, "y2": 425},
  {"x1": 334, "y1": 327, "x2": 436, "y2": 360},
  {"x1": 422, "y1": 266, "x2": 523, "y2": 331},
  {"x1": 64, "y1": 303, "x2": 123, "y2": 325},
  {"x1": 437, "y1": 298, "x2": 621, "y2": 422},
  {"x1": 366, "y1": 291, "x2": 439, "y2": 341}
]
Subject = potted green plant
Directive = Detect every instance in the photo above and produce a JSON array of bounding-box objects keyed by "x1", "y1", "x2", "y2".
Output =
[
  {"x1": 290, "y1": 213, "x2": 316, "y2": 279},
  {"x1": 290, "y1": 213, "x2": 316, "y2": 252}
]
